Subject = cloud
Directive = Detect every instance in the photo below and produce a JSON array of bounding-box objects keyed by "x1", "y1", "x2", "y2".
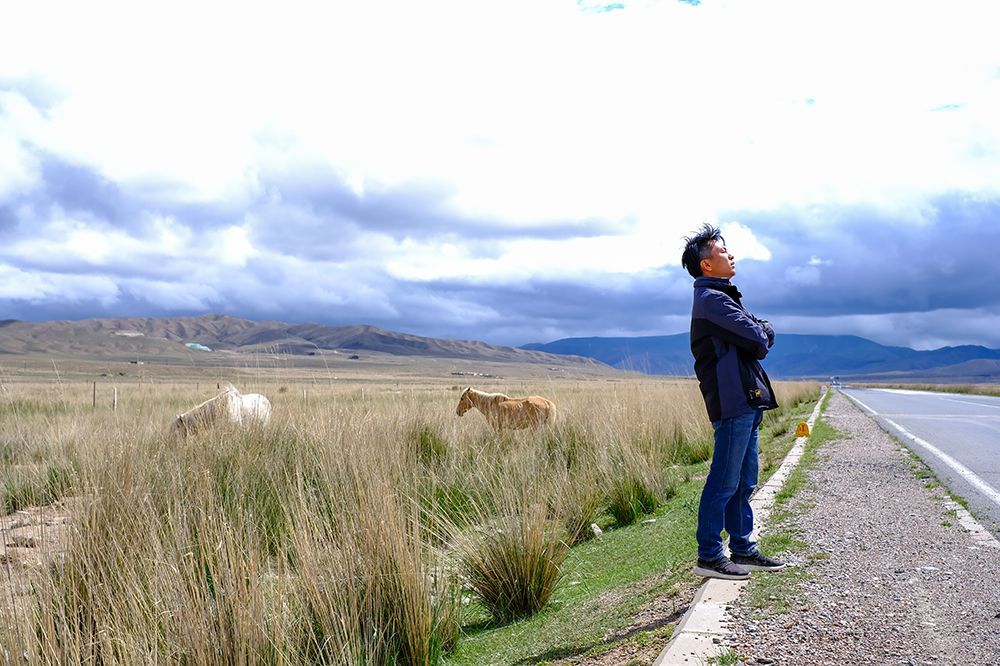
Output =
[
  {"x1": 770, "y1": 307, "x2": 1000, "y2": 351},
  {"x1": 726, "y1": 194, "x2": 1000, "y2": 320},
  {"x1": 721, "y1": 222, "x2": 772, "y2": 262},
  {"x1": 0, "y1": 263, "x2": 119, "y2": 304},
  {"x1": 0, "y1": 2, "x2": 999, "y2": 351}
]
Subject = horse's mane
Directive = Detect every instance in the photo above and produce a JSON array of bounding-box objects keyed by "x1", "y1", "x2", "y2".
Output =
[
  {"x1": 465, "y1": 387, "x2": 511, "y2": 401},
  {"x1": 177, "y1": 385, "x2": 239, "y2": 420}
]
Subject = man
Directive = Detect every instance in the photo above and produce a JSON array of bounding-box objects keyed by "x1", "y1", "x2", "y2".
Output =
[{"x1": 681, "y1": 223, "x2": 785, "y2": 580}]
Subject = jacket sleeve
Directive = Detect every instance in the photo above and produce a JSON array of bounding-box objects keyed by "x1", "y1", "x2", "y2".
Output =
[
  {"x1": 701, "y1": 291, "x2": 771, "y2": 359},
  {"x1": 753, "y1": 317, "x2": 776, "y2": 348}
]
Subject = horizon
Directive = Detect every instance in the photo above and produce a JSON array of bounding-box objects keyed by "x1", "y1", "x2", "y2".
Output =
[
  {"x1": 7, "y1": 311, "x2": 1000, "y2": 354},
  {"x1": 3, "y1": 1, "x2": 999, "y2": 349}
]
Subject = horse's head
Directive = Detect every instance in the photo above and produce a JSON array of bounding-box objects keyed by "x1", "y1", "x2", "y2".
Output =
[
  {"x1": 456, "y1": 387, "x2": 473, "y2": 416},
  {"x1": 170, "y1": 414, "x2": 187, "y2": 438}
]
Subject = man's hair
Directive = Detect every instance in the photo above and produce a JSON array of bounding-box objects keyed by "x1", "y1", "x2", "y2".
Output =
[{"x1": 681, "y1": 224, "x2": 724, "y2": 278}]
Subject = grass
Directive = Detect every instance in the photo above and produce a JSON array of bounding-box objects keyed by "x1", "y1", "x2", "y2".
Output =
[
  {"x1": 2, "y1": 462, "x2": 75, "y2": 514},
  {"x1": 445, "y1": 390, "x2": 821, "y2": 665},
  {"x1": 446, "y1": 479, "x2": 704, "y2": 664},
  {"x1": 0, "y1": 374, "x2": 820, "y2": 664},
  {"x1": 740, "y1": 394, "x2": 844, "y2": 621},
  {"x1": 711, "y1": 649, "x2": 743, "y2": 665}
]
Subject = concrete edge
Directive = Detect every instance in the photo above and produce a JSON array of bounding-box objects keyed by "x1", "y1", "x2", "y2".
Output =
[
  {"x1": 653, "y1": 388, "x2": 828, "y2": 666},
  {"x1": 840, "y1": 389, "x2": 1000, "y2": 551}
]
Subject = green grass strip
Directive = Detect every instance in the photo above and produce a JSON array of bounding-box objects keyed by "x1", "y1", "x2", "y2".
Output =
[{"x1": 445, "y1": 394, "x2": 821, "y2": 665}]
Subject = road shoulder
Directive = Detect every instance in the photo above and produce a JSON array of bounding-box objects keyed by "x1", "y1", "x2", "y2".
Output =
[{"x1": 724, "y1": 390, "x2": 1000, "y2": 665}]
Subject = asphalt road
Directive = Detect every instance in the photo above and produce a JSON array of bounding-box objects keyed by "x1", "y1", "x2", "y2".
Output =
[{"x1": 839, "y1": 386, "x2": 1000, "y2": 536}]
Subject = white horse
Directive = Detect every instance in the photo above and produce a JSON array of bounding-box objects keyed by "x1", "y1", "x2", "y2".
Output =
[{"x1": 170, "y1": 383, "x2": 272, "y2": 437}]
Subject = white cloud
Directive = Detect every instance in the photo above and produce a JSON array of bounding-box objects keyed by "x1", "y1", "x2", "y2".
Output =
[
  {"x1": 218, "y1": 226, "x2": 255, "y2": 267},
  {"x1": 720, "y1": 222, "x2": 771, "y2": 262},
  {"x1": 386, "y1": 232, "x2": 673, "y2": 283},
  {"x1": 2, "y1": 0, "x2": 997, "y2": 222},
  {"x1": 0, "y1": 92, "x2": 42, "y2": 202},
  {"x1": 0, "y1": 263, "x2": 119, "y2": 303}
]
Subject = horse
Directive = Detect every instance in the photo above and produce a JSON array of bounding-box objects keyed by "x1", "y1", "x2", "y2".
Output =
[
  {"x1": 170, "y1": 383, "x2": 272, "y2": 437},
  {"x1": 455, "y1": 387, "x2": 556, "y2": 433}
]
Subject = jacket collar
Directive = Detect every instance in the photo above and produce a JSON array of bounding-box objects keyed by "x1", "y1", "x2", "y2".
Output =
[{"x1": 694, "y1": 276, "x2": 743, "y2": 300}]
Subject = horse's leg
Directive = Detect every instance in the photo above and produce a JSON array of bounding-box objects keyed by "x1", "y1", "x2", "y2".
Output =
[{"x1": 482, "y1": 407, "x2": 500, "y2": 433}]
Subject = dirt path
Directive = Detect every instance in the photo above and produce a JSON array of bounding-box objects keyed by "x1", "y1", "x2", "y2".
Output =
[
  {"x1": 726, "y1": 390, "x2": 1000, "y2": 665},
  {"x1": 0, "y1": 499, "x2": 74, "y2": 610}
]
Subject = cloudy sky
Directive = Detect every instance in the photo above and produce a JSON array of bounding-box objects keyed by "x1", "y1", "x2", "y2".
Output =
[{"x1": 2, "y1": 1, "x2": 999, "y2": 350}]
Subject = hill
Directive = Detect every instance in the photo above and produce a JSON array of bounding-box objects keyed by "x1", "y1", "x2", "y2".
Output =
[
  {"x1": 522, "y1": 333, "x2": 1000, "y2": 382},
  {"x1": 0, "y1": 314, "x2": 606, "y2": 369}
]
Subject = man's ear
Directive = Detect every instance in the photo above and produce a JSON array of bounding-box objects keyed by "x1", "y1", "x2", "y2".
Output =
[{"x1": 700, "y1": 258, "x2": 713, "y2": 275}]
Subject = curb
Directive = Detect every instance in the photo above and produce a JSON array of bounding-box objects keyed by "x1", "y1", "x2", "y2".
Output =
[{"x1": 653, "y1": 389, "x2": 827, "y2": 665}]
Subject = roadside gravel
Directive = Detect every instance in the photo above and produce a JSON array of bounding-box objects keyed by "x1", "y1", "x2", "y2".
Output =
[{"x1": 726, "y1": 390, "x2": 1000, "y2": 665}]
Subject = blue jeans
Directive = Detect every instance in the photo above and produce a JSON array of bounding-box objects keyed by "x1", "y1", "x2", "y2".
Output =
[{"x1": 696, "y1": 409, "x2": 763, "y2": 561}]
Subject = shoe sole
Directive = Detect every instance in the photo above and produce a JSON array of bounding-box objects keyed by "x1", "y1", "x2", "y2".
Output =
[
  {"x1": 692, "y1": 565, "x2": 750, "y2": 580},
  {"x1": 736, "y1": 563, "x2": 786, "y2": 572}
]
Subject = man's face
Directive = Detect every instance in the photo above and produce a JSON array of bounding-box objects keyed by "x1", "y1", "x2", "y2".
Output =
[{"x1": 700, "y1": 239, "x2": 735, "y2": 278}]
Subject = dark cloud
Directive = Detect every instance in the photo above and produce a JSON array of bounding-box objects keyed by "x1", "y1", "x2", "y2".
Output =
[
  {"x1": 4, "y1": 147, "x2": 999, "y2": 352},
  {"x1": 256, "y1": 164, "x2": 626, "y2": 245},
  {"x1": 39, "y1": 157, "x2": 134, "y2": 224},
  {"x1": 727, "y1": 194, "x2": 1000, "y2": 317},
  {"x1": 0, "y1": 205, "x2": 16, "y2": 230},
  {"x1": 344, "y1": 272, "x2": 690, "y2": 345},
  {"x1": 1, "y1": 150, "x2": 246, "y2": 236}
]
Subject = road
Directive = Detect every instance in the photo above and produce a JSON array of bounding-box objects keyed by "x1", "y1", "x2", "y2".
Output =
[{"x1": 840, "y1": 386, "x2": 1000, "y2": 536}]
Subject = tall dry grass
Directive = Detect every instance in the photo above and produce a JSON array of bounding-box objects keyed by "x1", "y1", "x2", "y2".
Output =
[{"x1": 0, "y1": 377, "x2": 819, "y2": 663}]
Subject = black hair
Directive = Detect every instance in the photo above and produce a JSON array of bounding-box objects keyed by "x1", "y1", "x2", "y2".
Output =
[{"x1": 680, "y1": 223, "x2": 724, "y2": 278}]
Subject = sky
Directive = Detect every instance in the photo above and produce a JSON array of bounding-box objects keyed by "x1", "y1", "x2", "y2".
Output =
[{"x1": 2, "y1": 0, "x2": 999, "y2": 350}]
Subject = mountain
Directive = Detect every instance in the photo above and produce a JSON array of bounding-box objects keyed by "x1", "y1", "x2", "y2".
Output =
[
  {"x1": 522, "y1": 333, "x2": 1000, "y2": 381},
  {"x1": 0, "y1": 314, "x2": 605, "y2": 368}
]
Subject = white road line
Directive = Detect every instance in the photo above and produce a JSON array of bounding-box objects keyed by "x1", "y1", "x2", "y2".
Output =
[
  {"x1": 843, "y1": 391, "x2": 1000, "y2": 508},
  {"x1": 881, "y1": 418, "x2": 1000, "y2": 507},
  {"x1": 870, "y1": 414, "x2": 1000, "y2": 420},
  {"x1": 871, "y1": 388, "x2": 1000, "y2": 409},
  {"x1": 942, "y1": 397, "x2": 1000, "y2": 410},
  {"x1": 842, "y1": 391, "x2": 876, "y2": 415}
]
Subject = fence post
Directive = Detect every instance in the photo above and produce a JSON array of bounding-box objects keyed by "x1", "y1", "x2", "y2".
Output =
[
  {"x1": 113, "y1": 387, "x2": 118, "y2": 411},
  {"x1": 93, "y1": 381, "x2": 97, "y2": 409}
]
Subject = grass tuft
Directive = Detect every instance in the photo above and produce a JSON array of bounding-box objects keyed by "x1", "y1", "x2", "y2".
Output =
[{"x1": 607, "y1": 472, "x2": 661, "y2": 526}]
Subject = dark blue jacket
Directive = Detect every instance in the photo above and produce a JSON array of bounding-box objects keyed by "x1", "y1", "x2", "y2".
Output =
[{"x1": 690, "y1": 276, "x2": 778, "y2": 422}]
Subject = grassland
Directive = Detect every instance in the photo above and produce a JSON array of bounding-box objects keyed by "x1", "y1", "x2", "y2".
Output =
[{"x1": 0, "y1": 359, "x2": 818, "y2": 664}]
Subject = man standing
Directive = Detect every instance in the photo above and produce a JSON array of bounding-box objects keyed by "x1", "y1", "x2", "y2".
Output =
[{"x1": 681, "y1": 224, "x2": 785, "y2": 580}]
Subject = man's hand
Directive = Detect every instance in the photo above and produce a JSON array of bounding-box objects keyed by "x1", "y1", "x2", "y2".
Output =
[{"x1": 759, "y1": 320, "x2": 775, "y2": 347}]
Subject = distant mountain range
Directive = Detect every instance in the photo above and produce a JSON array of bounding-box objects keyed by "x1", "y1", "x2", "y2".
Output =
[
  {"x1": 0, "y1": 314, "x2": 604, "y2": 369},
  {"x1": 522, "y1": 333, "x2": 1000, "y2": 382},
  {"x1": 5, "y1": 314, "x2": 998, "y2": 382}
]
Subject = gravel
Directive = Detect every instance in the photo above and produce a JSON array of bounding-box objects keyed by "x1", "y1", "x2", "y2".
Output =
[{"x1": 726, "y1": 390, "x2": 1000, "y2": 665}]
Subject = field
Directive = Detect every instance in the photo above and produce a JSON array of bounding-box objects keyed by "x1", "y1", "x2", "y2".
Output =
[{"x1": 0, "y1": 359, "x2": 819, "y2": 664}]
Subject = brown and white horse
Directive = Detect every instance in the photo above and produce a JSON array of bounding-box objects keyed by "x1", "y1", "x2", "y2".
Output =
[{"x1": 455, "y1": 387, "x2": 556, "y2": 433}]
